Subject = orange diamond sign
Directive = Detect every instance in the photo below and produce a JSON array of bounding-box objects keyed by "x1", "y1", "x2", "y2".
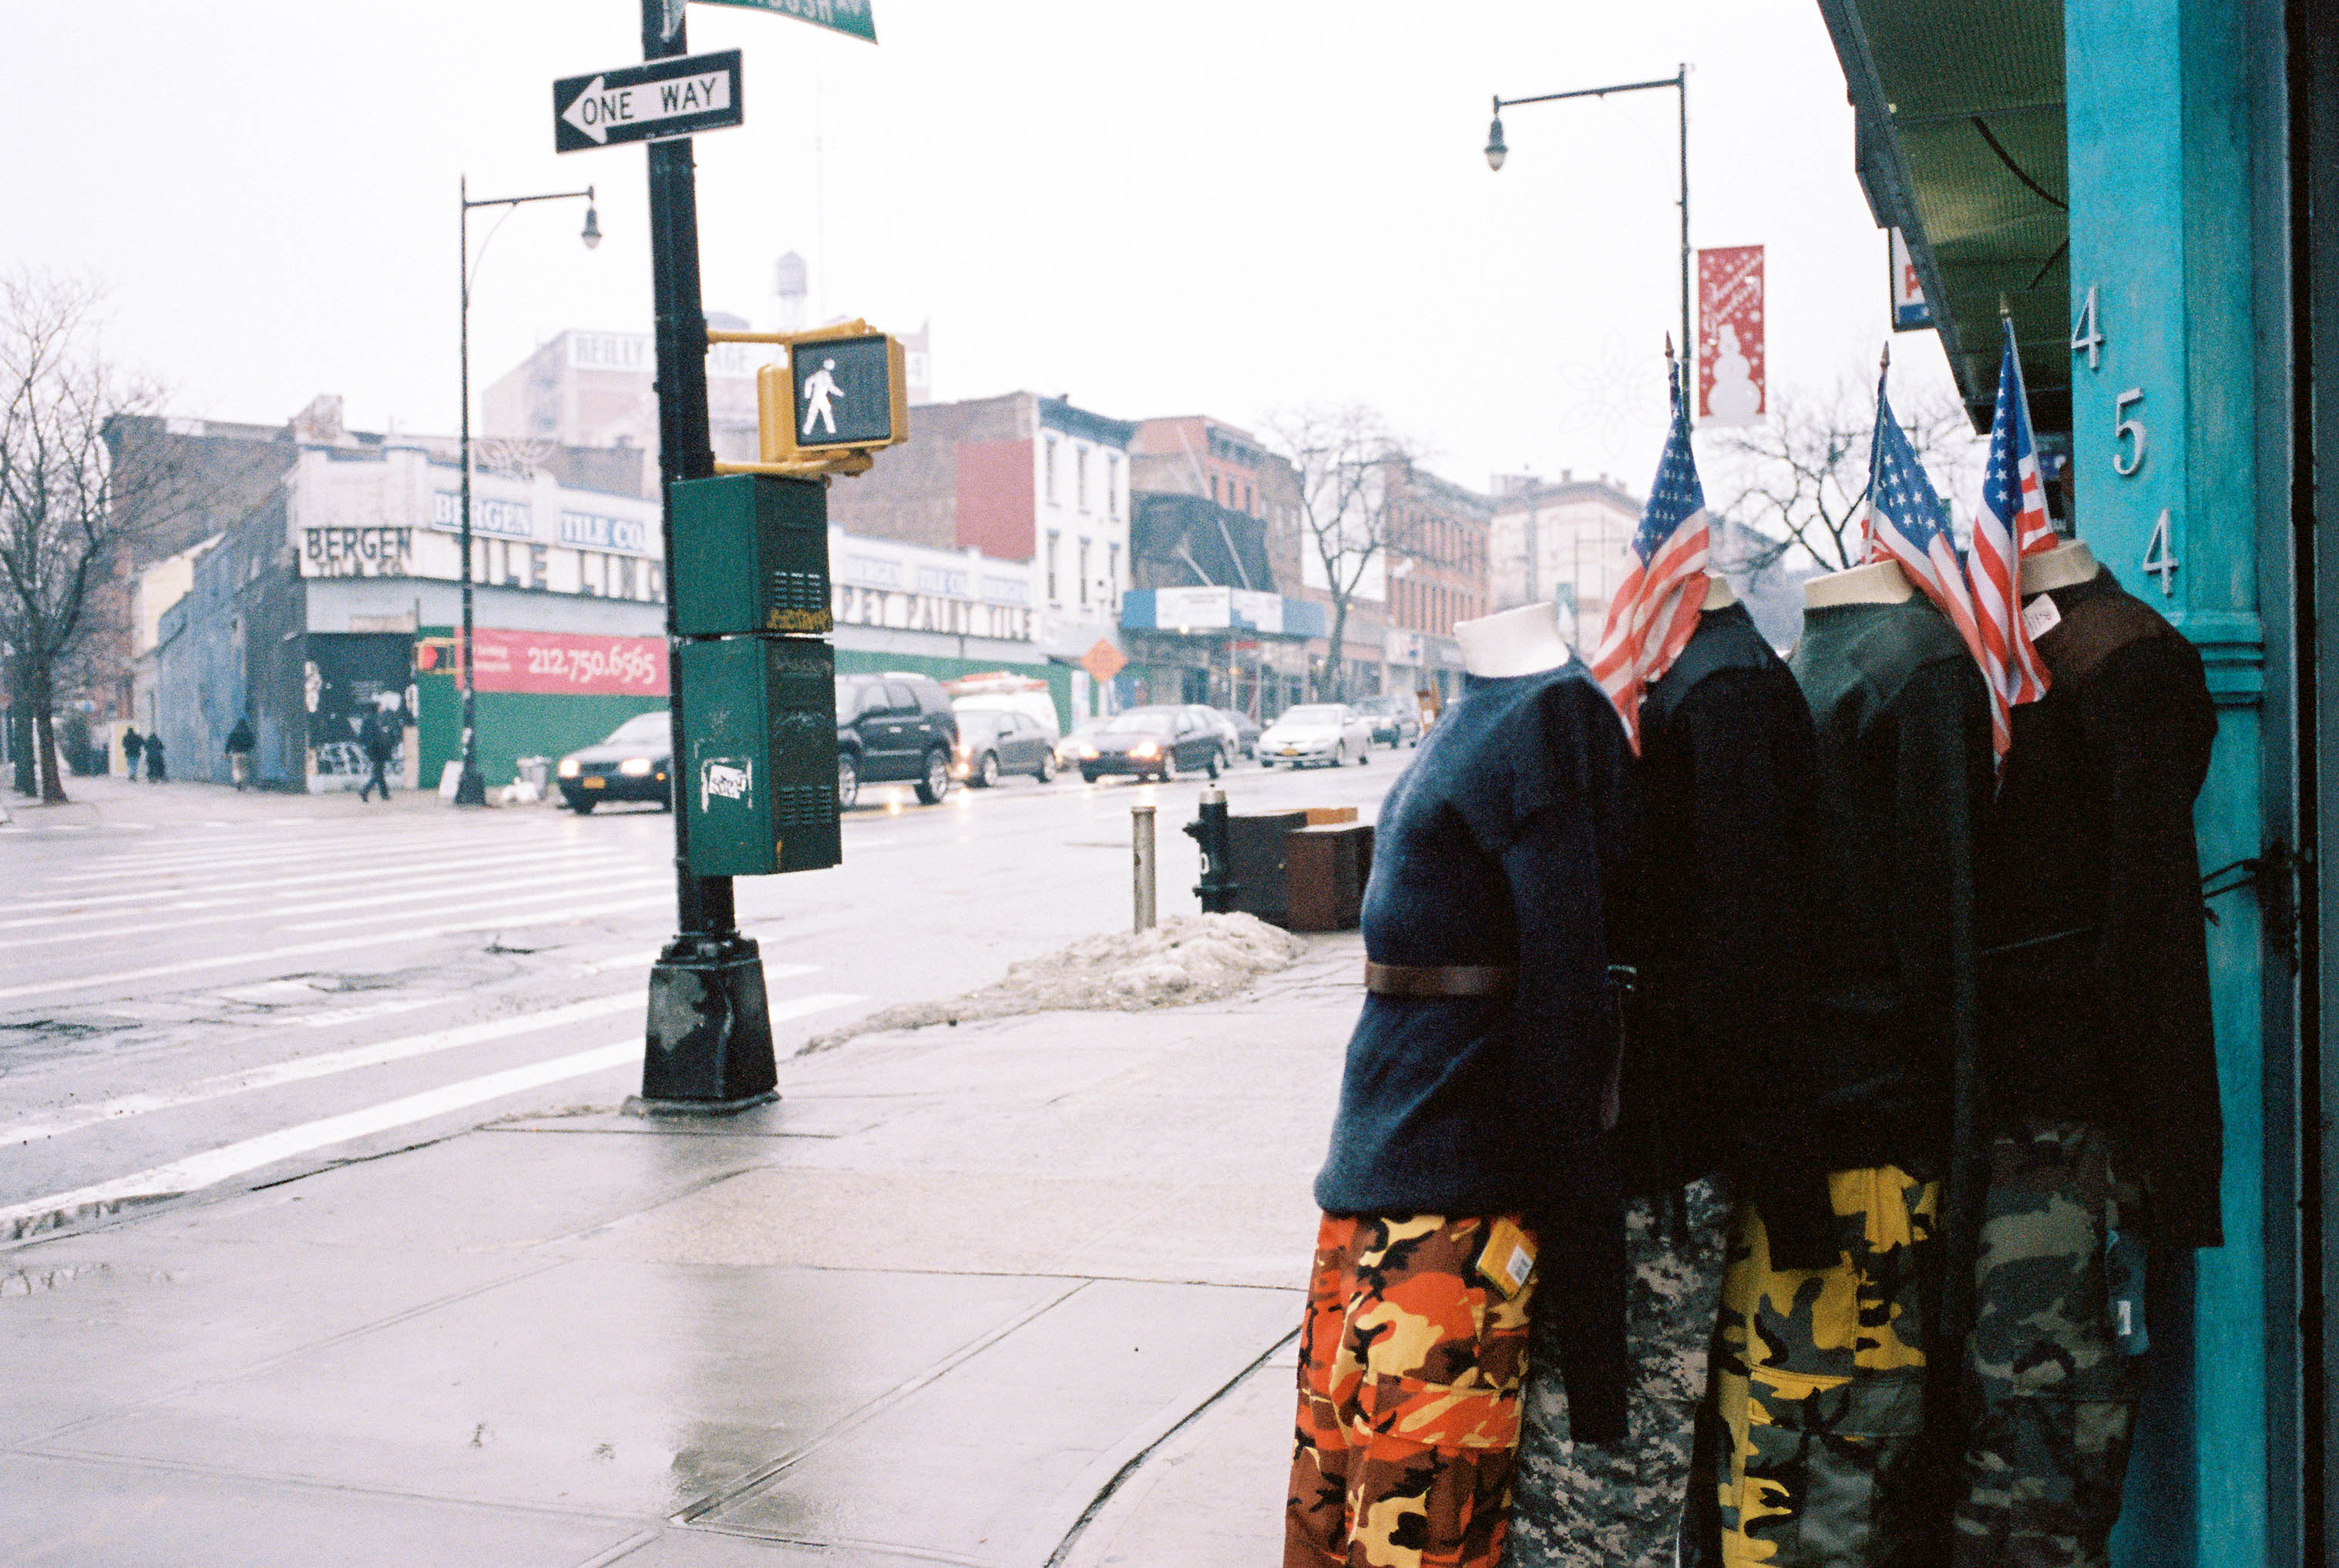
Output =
[{"x1": 1078, "y1": 639, "x2": 1127, "y2": 684}]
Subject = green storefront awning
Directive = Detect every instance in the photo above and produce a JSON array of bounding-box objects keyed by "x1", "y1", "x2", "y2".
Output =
[{"x1": 1816, "y1": 0, "x2": 2069, "y2": 434}]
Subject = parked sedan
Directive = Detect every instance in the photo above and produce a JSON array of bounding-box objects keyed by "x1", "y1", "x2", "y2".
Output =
[
  {"x1": 1256, "y1": 703, "x2": 1376, "y2": 769},
  {"x1": 556, "y1": 711, "x2": 672, "y2": 811},
  {"x1": 953, "y1": 707, "x2": 1059, "y2": 786},
  {"x1": 1074, "y1": 707, "x2": 1230, "y2": 782},
  {"x1": 1352, "y1": 693, "x2": 1423, "y2": 748},
  {"x1": 1214, "y1": 707, "x2": 1264, "y2": 759}
]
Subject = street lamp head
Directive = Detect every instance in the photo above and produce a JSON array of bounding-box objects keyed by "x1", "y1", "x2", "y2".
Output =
[
  {"x1": 1484, "y1": 113, "x2": 1508, "y2": 172},
  {"x1": 580, "y1": 204, "x2": 603, "y2": 250}
]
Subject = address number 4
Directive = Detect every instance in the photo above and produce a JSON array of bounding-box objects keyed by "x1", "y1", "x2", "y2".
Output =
[{"x1": 2113, "y1": 388, "x2": 2148, "y2": 477}]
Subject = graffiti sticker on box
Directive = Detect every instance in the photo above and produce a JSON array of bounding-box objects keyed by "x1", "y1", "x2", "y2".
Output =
[{"x1": 700, "y1": 757, "x2": 753, "y2": 812}]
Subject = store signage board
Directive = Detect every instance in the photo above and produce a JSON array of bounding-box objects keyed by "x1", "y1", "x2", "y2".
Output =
[
  {"x1": 694, "y1": 0, "x2": 876, "y2": 42},
  {"x1": 553, "y1": 50, "x2": 744, "y2": 153}
]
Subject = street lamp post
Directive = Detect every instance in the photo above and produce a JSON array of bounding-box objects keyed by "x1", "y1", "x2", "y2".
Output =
[
  {"x1": 454, "y1": 176, "x2": 600, "y2": 807},
  {"x1": 1485, "y1": 66, "x2": 1693, "y2": 427}
]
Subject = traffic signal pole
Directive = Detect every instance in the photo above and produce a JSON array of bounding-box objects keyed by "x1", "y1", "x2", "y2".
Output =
[{"x1": 635, "y1": 0, "x2": 779, "y2": 1110}]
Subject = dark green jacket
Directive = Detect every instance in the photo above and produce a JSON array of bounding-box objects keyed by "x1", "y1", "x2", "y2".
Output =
[{"x1": 1776, "y1": 596, "x2": 1992, "y2": 1265}]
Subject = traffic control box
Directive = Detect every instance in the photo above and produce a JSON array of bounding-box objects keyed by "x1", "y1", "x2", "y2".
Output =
[
  {"x1": 670, "y1": 474, "x2": 833, "y2": 636},
  {"x1": 676, "y1": 635, "x2": 841, "y2": 876}
]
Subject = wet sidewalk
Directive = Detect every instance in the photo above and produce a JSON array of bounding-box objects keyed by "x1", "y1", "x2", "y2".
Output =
[{"x1": 0, "y1": 932, "x2": 1360, "y2": 1566}]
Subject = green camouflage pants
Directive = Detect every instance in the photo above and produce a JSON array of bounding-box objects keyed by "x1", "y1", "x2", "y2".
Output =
[
  {"x1": 1952, "y1": 1120, "x2": 2141, "y2": 1568},
  {"x1": 1507, "y1": 1178, "x2": 1729, "y2": 1568},
  {"x1": 1701, "y1": 1166, "x2": 1942, "y2": 1567}
]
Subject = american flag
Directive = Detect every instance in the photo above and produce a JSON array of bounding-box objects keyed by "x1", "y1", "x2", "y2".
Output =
[
  {"x1": 1862, "y1": 367, "x2": 1998, "y2": 750},
  {"x1": 1591, "y1": 359, "x2": 1710, "y2": 751},
  {"x1": 1965, "y1": 317, "x2": 2055, "y2": 760}
]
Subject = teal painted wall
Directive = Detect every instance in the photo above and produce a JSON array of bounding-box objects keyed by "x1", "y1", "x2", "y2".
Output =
[
  {"x1": 2067, "y1": 0, "x2": 2287, "y2": 1562},
  {"x1": 831, "y1": 646, "x2": 1074, "y2": 734}
]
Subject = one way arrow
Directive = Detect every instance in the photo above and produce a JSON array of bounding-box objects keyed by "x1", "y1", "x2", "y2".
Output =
[
  {"x1": 552, "y1": 50, "x2": 744, "y2": 155},
  {"x1": 562, "y1": 76, "x2": 614, "y2": 145}
]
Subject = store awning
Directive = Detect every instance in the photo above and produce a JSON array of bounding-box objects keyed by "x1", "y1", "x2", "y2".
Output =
[{"x1": 1816, "y1": 0, "x2": 2068, "y2": 434}]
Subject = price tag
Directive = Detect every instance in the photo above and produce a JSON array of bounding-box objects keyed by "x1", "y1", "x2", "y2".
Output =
[{"x1": 2022, "y1": 595, "x2": 2063, "y2": 640}]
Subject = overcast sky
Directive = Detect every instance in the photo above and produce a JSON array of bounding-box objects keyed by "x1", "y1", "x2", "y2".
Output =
[{"x1": 1, "y1": 0, "x2": 1969, "y2": 500}]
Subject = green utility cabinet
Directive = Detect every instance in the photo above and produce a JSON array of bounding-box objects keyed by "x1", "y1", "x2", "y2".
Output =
[
  {"x1": 676, "y1": 635, "x2": 842, "y2": 876},
  {"x1": 669, "y1": 474, "x2": 834, "y2": 636}
]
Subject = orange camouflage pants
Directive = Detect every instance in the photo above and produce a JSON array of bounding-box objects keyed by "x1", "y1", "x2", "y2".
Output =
[{"x1": 1287, "y1": 1213, "x2": 1537, "y2": 1568}]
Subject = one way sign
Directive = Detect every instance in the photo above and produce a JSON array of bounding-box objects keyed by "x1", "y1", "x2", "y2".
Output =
[{"x1": 553, "y1": 50, "x2": 744, "y2": 153}]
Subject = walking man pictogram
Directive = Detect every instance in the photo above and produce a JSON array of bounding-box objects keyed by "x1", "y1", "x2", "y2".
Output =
[{"x1": 801, "y1": 358, "x2": 842, "y2": 437}]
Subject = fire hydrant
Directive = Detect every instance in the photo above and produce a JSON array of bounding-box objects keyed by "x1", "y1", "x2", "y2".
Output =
[{"x1": 1185, "y1": 785, "x2": 1238, "y2": 914}]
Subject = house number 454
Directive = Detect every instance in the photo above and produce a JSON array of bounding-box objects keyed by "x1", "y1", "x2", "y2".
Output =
[{"x1": 2074, "y1": 284, "x2": 2173, "y2": 593}]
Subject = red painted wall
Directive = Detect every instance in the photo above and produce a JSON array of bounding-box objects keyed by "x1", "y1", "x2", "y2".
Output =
[{"x1": 953, "y1": 437, "x2": 1035, "y2": 561}]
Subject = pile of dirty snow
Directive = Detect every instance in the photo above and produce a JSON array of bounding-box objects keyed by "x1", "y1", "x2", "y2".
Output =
[{"x1": 798, "y1": 912, "x2": 1305, "y2": 1054}]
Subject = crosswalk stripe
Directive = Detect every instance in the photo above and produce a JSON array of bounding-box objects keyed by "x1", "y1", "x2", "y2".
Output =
[
  {"x1": 0, "y1": 868, "x2": 674, "y2": 949},
  {"x1": 33, "y1": 838, "x2": 637, "y2": 894},
  {"x1": 280, "y1": 878, "x2": 672, "y2": 933},
  {"x1": 0, "y1": 898, "x2": 678, "y2": 1004},
  {"x1": 0, "y1": 1042, "x2": 639, "y2": 1241},
  {"x1": 0, "y1": 992, "x2": 647, "y2": 1146},
  {"x1": 0, "y1": 990, "x2": 861, "y2": 1242}
]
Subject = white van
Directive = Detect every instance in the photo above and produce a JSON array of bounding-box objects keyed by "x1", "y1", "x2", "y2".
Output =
[{"x1": 948, "y1": 689, "x2": 1062, "y2": 741}]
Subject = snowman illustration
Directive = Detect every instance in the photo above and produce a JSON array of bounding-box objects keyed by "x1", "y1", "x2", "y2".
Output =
[{"x1": 1706, "y1": 324, "x2": 1763, "y2": 425}]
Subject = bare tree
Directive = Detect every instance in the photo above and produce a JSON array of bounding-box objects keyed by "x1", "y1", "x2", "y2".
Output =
[
  {"x1": 1707, "y1": 375, "x2": 1984, "y2": 571},
  {"x1": 1258, "y1": 406, "x2": 1423, "y2": 703},
  {"x1": 0, "y1": 271, "x2": 175, "y2": 803}
]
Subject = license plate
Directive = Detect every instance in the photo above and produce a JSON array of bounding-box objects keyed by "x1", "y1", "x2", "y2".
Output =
[
  {"x1": 1280, "y1": 747, "x2": 1299, "y2": 756},
  {"x1": 582, "y1": 777, "x2": 605, "y2": 789}
]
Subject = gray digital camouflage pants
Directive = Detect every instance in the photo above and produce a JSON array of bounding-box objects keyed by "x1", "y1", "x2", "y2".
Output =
[{"x1": 1504, "y1": 1177, "x2": 1729, "y2": 1568}]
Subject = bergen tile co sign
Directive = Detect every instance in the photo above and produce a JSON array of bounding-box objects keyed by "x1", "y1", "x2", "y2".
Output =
[{"x1": 554, "y1": 50, "x2": 742, "y2": 153}]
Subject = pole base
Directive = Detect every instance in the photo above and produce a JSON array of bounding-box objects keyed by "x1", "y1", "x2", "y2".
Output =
[
  {"x1": 452, "y1": 764, "x2": 488, "y2": 808},
  {"x1": 622, "y1": 1089, "x2": 778, "y2": 1119},
  {"x1": 641, "y1": 932, "x2": 778, "y2": 1106}
]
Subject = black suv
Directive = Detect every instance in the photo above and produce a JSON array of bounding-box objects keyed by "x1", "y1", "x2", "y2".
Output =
[{"x1": 835, "y1": 673, "x2": 959, "y2": 808}]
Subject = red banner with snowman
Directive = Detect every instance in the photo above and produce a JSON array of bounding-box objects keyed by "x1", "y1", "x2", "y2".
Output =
[{"x1": 1697, "y1": 245, "x2": 1766, "y2": 427}]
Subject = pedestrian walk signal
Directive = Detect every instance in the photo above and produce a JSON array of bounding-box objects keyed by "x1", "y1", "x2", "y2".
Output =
[{"x1": 712, "y1": 318, "x2": 906, "y2": 478}]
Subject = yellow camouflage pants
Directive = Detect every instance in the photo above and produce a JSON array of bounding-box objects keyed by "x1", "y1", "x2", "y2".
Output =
[{"x1": 1702, "y1": 1167, "x2": 1941, "y2": 1567}]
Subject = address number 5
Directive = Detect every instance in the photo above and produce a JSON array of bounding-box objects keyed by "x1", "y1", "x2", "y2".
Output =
[{"x1": 2113, "y1": 388, "x2": 2148, "y2": 477}]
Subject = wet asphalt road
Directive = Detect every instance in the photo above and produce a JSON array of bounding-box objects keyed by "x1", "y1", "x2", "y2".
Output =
[{"x1": 0, "y1": 750, "x2": 1400, "y2": 1242}]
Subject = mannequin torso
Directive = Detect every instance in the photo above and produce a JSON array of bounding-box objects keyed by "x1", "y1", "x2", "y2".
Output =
[
  {"x1": 2017, "y1": 539, "x2": 2098, "y2": 596},
  {"x1": 1456, "y1": 602, "x2": 1573, "y2": 678},
  {"x1": 1803, "y1": 559, "x2": 1914, "y2": 609}
]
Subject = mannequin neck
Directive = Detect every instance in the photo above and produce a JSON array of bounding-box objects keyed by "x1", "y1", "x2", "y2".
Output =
[
  {"x1": 1457, "y1": 602, "x2": 1572, "y2": 679},
  {"x1": 2018, "y1": 539, "x2": 2099, "y2": 596},
  {"x1": 1702, "y1": 576, "x2": 1736, "y2": 612},
  {"x1": 1804, "y1": 558, "x2": 1914, "y2": 609}
]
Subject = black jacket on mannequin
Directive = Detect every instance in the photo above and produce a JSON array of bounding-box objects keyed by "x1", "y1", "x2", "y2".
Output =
[
  {"x1": 1978, "y1": 568, "x2": 2222, "y2": 1250},
  {"x1": 1611, "y1": 601, "x2": 1823, "y2": 1217},
  {"x1": 1774, "y1": 596, "x2": 1994, "y2": 1267}
]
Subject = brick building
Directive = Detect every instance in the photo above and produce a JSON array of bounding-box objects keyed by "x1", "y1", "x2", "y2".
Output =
[
  {"x1": 1487, "y1": 472, "x2": 1645, "y2": 649},
  {"x1": 1376, "y1": 464, "x2": 1494, "y2": 705}
]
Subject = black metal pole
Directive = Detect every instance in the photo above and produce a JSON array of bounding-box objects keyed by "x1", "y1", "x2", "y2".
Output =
[
  {"x1": 1490, "y1": 69, "x2": 1694, "y2": 428},
  {"x1": 455, "y1": 175, "x2": 486, "y2": 806},
  {"x1": 636, "y1": 0, "x2": 777, "y2": 1110},
  {"x1": 1676, "y1": 67, "x2": 1693, "y2": 435}
]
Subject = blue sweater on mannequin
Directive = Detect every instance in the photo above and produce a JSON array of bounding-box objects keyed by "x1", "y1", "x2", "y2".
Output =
[{"x1": 1312, "y1": 653, "x2": 1634, "y2": 1441}]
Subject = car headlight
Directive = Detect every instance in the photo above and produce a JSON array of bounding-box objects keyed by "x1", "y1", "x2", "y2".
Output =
[
  {"x1": 557, "y1": 758, "x2": 580, "y2": 779},
  {"x1": 1077, "y1": 744, "x2": 1099, "y2": 759},
  {"x1": 618, "y1": 757, "x2": 654, "y2": 777},
  {"x1": 1131, "y1": 741, "x2": 1159, "y2": 759}
]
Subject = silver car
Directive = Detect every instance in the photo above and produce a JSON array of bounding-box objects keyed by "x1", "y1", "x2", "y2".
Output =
[{"x1": 1256, "y1": 703, "x2": 1376, "y2": 768}]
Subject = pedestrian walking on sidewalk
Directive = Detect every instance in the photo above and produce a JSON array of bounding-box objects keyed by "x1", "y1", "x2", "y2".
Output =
[
  {"x1": 121, "y1": 727, "x2": 143, "y2": 781},
  {"x1": 143, "y1": 730, "x2": 167, "y2": 783},
  {"x1": 356, "y1": 703, "x2": 398, "y2": 802},
  {"x1": 224, "y1": 715, "x2": 256, "y2": 791}
]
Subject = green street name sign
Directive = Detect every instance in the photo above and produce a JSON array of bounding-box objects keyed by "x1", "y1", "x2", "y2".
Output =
[{"x1": 695, "y1": 0, "x2": 875, "y2": 42}]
